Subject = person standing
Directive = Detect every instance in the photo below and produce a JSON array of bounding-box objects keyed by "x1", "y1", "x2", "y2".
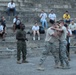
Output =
[
  {"x1": 53, "y1": 20, "x2": 70, "y2": 69},
  {"x1": 40, "y1": 10, "x2": 48, "y2": 28},
  {"x1": 37, "y1": 24, "x2": 59, "y2": 70},
  {"x1": 16, "y1": 24, "x2": 28, "y2": 64},
  {"x1": 7, "y1": 0, "x2": 16, "y2": 16},
  {"x1": 64, "y1": 24, "x2": 72, "y2": 61}
]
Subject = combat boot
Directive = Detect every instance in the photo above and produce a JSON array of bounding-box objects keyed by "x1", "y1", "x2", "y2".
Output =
[
  {"x1": 37, "y1": 65, "x2": 45, "y2": 71},
  {"x1": 22, "y1": 60, "x2": 29, "y2": 63},
  {"x1": 17, "y1": 60, "x2": 21, "y2": 64}
]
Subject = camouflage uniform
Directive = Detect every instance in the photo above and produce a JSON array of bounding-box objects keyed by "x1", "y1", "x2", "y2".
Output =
[
  {"x1": 59, "y1": 26, "x2": 69, "y2": 67},
  {"x1": 16, "y1": 26, "x2": 27, "y2": 61},
  {"x1": 39, "y1": 27, "x2": 59, "y2": 66},
  {"x1": 39, "y1": 41, "x2": 59, "y2": 66},
  {"x1": 59, "y1": 40, "x2": 69, "y2": 66}
]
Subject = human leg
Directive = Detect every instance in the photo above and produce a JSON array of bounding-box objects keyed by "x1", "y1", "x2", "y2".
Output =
[
  {"x1": 51, "y1": 43, "x2": 59, "y2": 68},
  {"x1": 13, "y1": 8, "x2": 16, "y2": 16},
  {"x1": 32, "y1": 31, "x2": 36, "y2": 40},
  {"x1": 40, "y1": 20, "x2": 45, "y2": 28},
  {"x1": 37, "y1": 42, "x2": 50, "y2": 70},
  {"x1": 60, "y1": 41, "x2": 70, "y2": 68},
  {"x1": 7, "y1": 8, "x2": 10, "y2": 16},
  {"x1": 44, "y1": 20, "x2": 48, "y2": 28},
  {"x1": 67, "y1": 43, "x2": 70, "y2": 60},
  {"x1": 17, "y1": 41, "x2": 22, "y2": 64},
  {"x1": 22, "y1": 42, "x2": 28, "y2": 63},
  {"x1": 13, "y1": 24, "x2": 16, "y2": 32},
  {"x1": 59, "y1": 41, "x2": 64, "y2": 67},
  {"x1": 37, "y1": 31, "x2": 40, "y2": 40}
]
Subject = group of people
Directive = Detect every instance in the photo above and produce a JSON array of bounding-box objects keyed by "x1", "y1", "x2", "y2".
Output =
[
  {"x1": 37, "y1": 20, "x2": 72, "y2": 70},
  {"x1": 0, "y1": 16, "x2": 6, "y2": 41},
  {"x1": 40, "y1": 9, "x2": 56, "y2": 28},
  {"x1": 40, "y1": 10, "x2": 71, "y2": 28},
  {"x1": 0, "y1": 0, "x2": 16, "y2": 40},
  {"x1": 0, "y1": 0, "x2": 76, "y2": 71}
]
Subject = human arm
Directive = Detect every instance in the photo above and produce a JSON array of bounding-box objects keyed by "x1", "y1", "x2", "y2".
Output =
[
  {"x1": 0, "y1": 26, "x2": 3, "y2": 34},
  {"x1": 51, "y1": 27, "x2": 63, "y2": 32},
  {"x1": 67, "y1": 29, "x2": 72, "y2": 37}
]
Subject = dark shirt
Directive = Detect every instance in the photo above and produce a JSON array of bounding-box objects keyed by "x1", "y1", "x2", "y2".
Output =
[
  {"x1": 16, "y1": 29, "x2": 27, "y2": 41},
  {"x1": 0, "y1": 19, "x2": 6, "y2": 28}
]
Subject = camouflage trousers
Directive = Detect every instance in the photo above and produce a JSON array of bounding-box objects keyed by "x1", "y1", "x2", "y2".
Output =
[
  {"x1": 39, "y1": 41, "x2": 59, "y2": 65},
  {"x1": 17, "y1": 41, "x2": 27, "y2": 61},
  {"x1": 59, "y1": 40, "x2": 69, "y2": 66}
]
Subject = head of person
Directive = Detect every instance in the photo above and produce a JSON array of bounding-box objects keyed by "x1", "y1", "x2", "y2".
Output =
[
  {"x1": 15, "y1": 16, "x2": 18, "y2": 19},
  {"x1": 52, "y1": 23, "x2": 57, "y2": 28},
  {"x1": 11, "y1": 0, "x2": 14, "y2": 4},
  {"x1": 59, "y1": 20, "x2": 64, "y2": 27},
  {"x1": 41, "y1": 10, "x2": 44, "y2": 13},
  {"x1": 1, "y1": 16, "x2": 5, "y2": 20},
  {"x1": 50, "y1": 9, "x2": 54, "y2": 14},
  {"x1": 65, "y1": 11, "x2": 69, "y2": 15},
  {"x1": 71, "y1": 20, "x2": 74, "y2": 25},
  {"x1": 35, "y1": 21, "x2": 38, "y2": 26},
  {"x1": 20, "y1": 24, "x2": 25, "y2": 30},
  {"x1": 55, "y1": 21, "x2": 60, "y2": 28}
]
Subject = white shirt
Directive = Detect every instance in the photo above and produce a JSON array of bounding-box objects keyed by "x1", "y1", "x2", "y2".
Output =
[
  {"x1": 68, "y1": 29, "x2": 72, "y2": 43},
  {"x1": 0, "y1": 25, "x2": 3, "y2": 31},
  {"x1": 40, "y1": 13, "x2": 47, "y2": 21},
  {"x1": 32, "y1": 26, "x2": 39, "y2": 31},
  {"x1": 48, "y1": 13, "x2": 56, "y2": 20},
  {"x1": 8, "y1": 2, "x2": 15, "y2": 8},
  {"x1": 13, "y1": 18, "x2": 16, "y2": 23},
  {"x1": 68, "y1": 23, "x2": 76, "y2": 31}
]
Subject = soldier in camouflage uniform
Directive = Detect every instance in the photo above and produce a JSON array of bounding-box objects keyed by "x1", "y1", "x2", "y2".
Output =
[
  {"x1": 16, "y1": 24, "x2": 28, "y2": 64},
  {"x1": 37, "y1": 24, "x2": 59, "y2": 70},
  {"x1": 53, "y1": 20, "x2": 70, "y2": 69}
]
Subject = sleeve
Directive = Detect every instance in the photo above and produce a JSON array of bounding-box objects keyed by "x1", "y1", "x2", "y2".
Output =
[
  {"x1": 13, "y1": 3, "x2": 15, "y2": 8},
  {"x1": 68, "y1": 15, "x2": 70, "y2": 19},
  {"x1": 13, "y1": 18, "x2": 16, "y2": 23},
  {"x1": 48, "y1": 14, "x2": 50, "y2": 18},
  {"x1": 68, "y1": 24, "x2": 71, "y2": 29},
  {"x1": 69, "y1": 30, "x2": 72, "y2": 35},
  {"x1": 48, "y1": 29, "x2": 54, "y2": 36},
  {"x1": 8, "y1": 3, "x2": 10, "y2": 7},
  {"x1": 68, "y1": 29, "x2": 72, "y2": 36},
  {"x1": 45, "y1": 13, "x2": 47, "y2": 18},
  {"x1": 37, "y1": 26, "x2": 39, "y2": 30},
  {"x1": 1, "y1": 26, "x2": 3, "y2": 31},
  {"x1": 63, "y1": 14, "x2": 66, "y2": 19},
  {"x1": 55, "y1": 14, "x2": 56, "y2": 18},
  {"x1": 74, "y1": 23, "x2": 76, "y2": 29},
  {"x1": 40, "y1": 13, "x2": 42, "y2": 17},
  {"x1": 32, "y1": 26, "x2": 34, "y2": 30}
]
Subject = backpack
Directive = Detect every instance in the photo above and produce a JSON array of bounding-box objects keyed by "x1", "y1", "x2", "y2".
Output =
[
  {"x1": 39, "y1": 26, "x2": 45, "y2": 34},
  {"x1": 15, "y1": 19, "x2": 21, "y2": 25}
]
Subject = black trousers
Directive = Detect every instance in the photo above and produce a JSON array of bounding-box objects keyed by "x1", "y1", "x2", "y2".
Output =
[{"x1": 66, "y1": 43, "x2": 70, "y2": 58}]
